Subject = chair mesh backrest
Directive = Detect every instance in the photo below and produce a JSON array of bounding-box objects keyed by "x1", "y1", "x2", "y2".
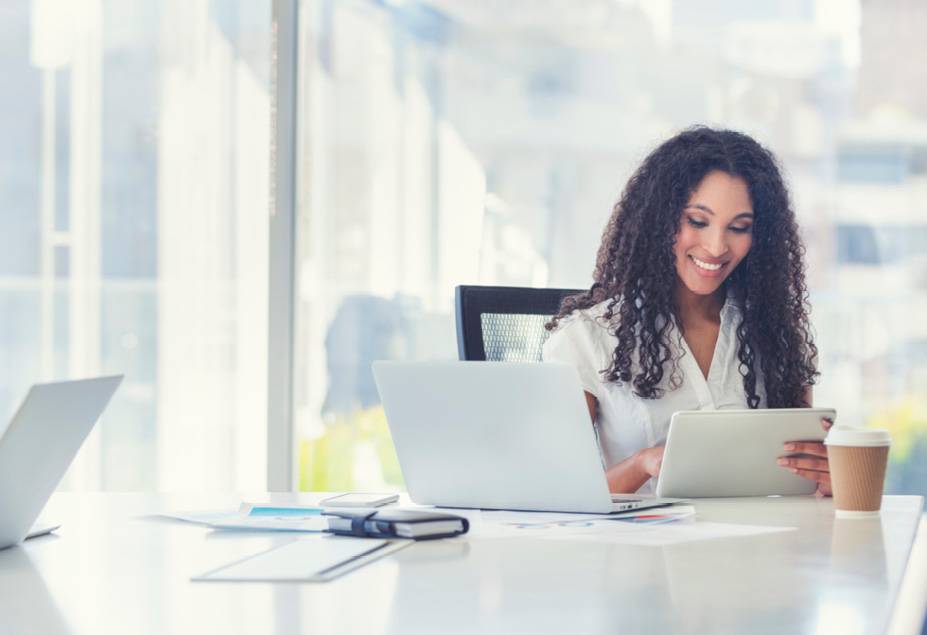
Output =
[
  {"x1": 455, "y1": 285, "x2": 584, "y2": 361},
  {"x1": 480, "y1": 313, "x2": 552, "y2": 362}
]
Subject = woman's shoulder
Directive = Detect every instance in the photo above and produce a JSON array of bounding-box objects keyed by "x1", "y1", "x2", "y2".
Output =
[
  {"x1": 543, "y1": 298, "x2": 619, "y2": 390},
  {"x1": 552, "y1": 298, "x2": 620, "y2": 332}
]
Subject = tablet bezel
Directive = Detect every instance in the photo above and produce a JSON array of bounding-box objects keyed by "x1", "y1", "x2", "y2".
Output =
[{"x1": 655, "y1": 407, "x2": 836, "y2": 498}]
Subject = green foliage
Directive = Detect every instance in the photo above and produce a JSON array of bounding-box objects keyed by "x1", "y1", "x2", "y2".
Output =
[
  {"x1": 870, "y1": 399, "x2": 927, "y2": 497},
  {"x1": 870, "y1": 398, "x2": 924, "y2": 463},
  {"x1": 298, "y1": 405, "x2": 404, "y2": 492}
]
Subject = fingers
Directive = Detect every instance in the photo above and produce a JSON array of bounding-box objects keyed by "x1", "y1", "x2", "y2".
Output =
[
  {"x1": 782, "y1": 441, "x2": 828, "y2": 458},
  {"x1": 778, "y1": 456, "x2": 829, "y2": 472},
  {"x1": 789, "y1": 467, "x2": 832, "y2": 487},
  {"x1": 815, "y1": 483, "x2": 833, "y2": 497},
  {"x1": 783, "y1": 418, "x2": 834, "y2": 495}
]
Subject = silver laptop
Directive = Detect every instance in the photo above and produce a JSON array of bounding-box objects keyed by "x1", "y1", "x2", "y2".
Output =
[
  {"x1": 372, "y1": 361, "x2": 681, "y2": 514},
  {"x1": 0, "y1": 376, "x2": 123, "y2": 549}
]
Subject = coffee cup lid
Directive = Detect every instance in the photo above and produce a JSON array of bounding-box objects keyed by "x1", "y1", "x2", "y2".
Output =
[{"x1": 824, "y1": 426, "x2": 891, "y2": 447}]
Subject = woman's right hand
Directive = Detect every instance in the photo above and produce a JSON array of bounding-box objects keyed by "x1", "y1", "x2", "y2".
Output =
[
  {"x1": 636, "y1": 445, "x2": 665, "y2": 478},
  {"x1": 605, "y1": 444, "x2": 666, "y2": 493}
]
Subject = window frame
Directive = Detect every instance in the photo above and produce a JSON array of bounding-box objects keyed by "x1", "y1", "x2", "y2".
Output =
[{"x1": 268, "y1": 0, "x2": 299, "y2": 491}]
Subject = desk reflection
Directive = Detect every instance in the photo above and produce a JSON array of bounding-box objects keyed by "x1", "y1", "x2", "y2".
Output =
[
  {"x1": 0, "y1": 540, "x2": 71, "y2": 635},
  {"x1": 382, "y1": 537, "x2": 673, "y2": 634},
  {"x1": 814, "y1": 517, "x2": 889, "y2": 635}
]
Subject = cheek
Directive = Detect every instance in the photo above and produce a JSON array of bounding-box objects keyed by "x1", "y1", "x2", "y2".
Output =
[{"x1": 673, "y1": 227, "x2": 697, "y2": 256}]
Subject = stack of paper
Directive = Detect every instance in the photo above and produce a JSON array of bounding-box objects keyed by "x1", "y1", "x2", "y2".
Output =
[
  {"x1": 160, "y1": 503, "x2": 413, "y2": 582},
  {"x1": 160, "y1": 503, "x2": 329, "y2": 532},
  {"x1": 470, "y1": 506, "x2": 796, "y2": 546}
]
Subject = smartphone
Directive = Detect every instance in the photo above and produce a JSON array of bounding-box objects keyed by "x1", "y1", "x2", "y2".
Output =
[{"x1": 320, "y1": 492, "x2": 399, "y2": 508}]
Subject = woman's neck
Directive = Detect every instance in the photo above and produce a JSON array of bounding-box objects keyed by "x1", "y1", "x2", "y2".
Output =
[{"x1": 674, "y1": 284, "x2": 725, "y2": 325}]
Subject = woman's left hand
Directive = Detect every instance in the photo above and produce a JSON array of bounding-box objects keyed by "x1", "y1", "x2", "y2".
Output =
[{"x1": 779, "y1": 417, "x2": 834, "y2": 497}]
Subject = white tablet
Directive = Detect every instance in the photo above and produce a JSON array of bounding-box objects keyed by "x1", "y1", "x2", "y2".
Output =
[{"x1": 655, "y1": 408, "x2": 836, "y2": 498}]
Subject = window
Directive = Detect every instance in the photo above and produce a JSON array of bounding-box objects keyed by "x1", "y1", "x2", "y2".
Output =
[
  {"x1": 294, "y1": 0, "x2": 927, "y2": 498},
  {"x1": 0, "y1": 1, "x2": 271, "y2": 490}
]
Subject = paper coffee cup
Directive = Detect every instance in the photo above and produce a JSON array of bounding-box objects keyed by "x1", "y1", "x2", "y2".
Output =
[{"x1": 824, "y1": 427, "x2": 891, "y2": 518}]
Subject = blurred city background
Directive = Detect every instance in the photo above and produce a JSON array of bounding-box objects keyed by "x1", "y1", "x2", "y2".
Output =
[{"x1": 1, "y1": 0, "x2": 925, "y2": 495}]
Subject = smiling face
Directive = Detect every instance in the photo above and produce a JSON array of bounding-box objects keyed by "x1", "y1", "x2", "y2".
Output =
[{"x1": 673, "y1": 170, "x2": 754, "y2": 299}]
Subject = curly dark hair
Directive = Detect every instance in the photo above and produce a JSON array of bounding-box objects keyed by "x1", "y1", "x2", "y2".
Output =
[{"x1": 547, "y1": 126, "x2": 818, "y2": 408}]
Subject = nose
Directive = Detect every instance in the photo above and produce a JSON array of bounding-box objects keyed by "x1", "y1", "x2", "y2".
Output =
[{"x1": 703, "y1": 228, "x2": 728, "y2": 259}]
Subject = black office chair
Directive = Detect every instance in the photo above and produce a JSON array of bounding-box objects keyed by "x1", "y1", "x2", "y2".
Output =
[{"x1": 455, "y1": 285, "x2": 585, "y2": 362}]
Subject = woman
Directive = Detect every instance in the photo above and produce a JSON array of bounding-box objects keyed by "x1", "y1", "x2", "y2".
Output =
[{"x1": 543, "y1": 126, "x2": 832, "y2": 495}]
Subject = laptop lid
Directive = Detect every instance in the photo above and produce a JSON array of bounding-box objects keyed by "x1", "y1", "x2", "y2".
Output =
[
  {"x1": 372, "y1": 361, "x2": 616, "y2": 513},
  {"x1": 0, "y1": 376, "x2": 123, "y2": 549}
]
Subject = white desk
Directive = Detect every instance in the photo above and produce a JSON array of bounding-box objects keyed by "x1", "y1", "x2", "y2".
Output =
[{"x1": 0, "y1": 493, "x2": 924, "y2": 634}]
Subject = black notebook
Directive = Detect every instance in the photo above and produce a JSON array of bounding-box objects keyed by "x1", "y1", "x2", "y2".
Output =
[{"x1": 323, "y1": 508, "x2": 469, "y2": 540}]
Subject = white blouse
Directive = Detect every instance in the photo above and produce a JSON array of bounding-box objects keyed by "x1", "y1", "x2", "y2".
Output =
[{"x1": 542, "y1": 297, "x2": 765, "y2": 494}]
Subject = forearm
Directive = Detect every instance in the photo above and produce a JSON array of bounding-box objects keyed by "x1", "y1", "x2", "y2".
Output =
[{"x1": 604, "y1": 451, "x2": 653, "y2": 493}]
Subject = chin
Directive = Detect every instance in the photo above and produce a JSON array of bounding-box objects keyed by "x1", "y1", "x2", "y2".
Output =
[{"x1": 683, "y1": 277, "x2": 724, "y2": 296}]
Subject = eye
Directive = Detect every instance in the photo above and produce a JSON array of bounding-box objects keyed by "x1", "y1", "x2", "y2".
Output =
[
  {"x1": 729, "y1": 225, "x2": 753, "y2": 234},
  {"x1": 686, "y1": 217, "x2": 708, "y2": 229}
]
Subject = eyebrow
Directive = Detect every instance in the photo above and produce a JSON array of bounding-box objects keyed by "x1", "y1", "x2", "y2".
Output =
[{"x1": 685, "y1": 204, "x2": 754, "y2": 220}]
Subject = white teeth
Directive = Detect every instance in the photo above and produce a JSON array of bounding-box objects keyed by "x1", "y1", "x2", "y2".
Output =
[{"x1": 691, "y1": 256, "x2": 723, "y2": 271}]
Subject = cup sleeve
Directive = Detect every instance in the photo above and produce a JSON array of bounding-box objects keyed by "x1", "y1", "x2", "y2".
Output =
[{"x1": 542, "y1": 317, "x2": 608, "y2": 404}]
